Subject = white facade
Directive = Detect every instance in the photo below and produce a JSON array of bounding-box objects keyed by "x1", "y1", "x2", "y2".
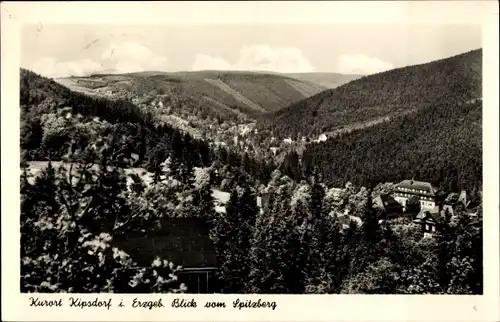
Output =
[{"x1": 394, "y1": 195, "x2": 435, "y2": 210}]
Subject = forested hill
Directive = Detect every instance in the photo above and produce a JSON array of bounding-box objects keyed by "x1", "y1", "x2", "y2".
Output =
[
  {"x1": 261, "y1": 49, "x2": 482, "y2": 138},
  {"x1": 20, "y1": 69, "x2": 147, "y2": 124},
  {"x1": 20, "y1": 69, "x2": 202, "y2": 163},
  {"x1": 20, "y1": 69, "x2": 275, "y2": 183},
  {"x1": 301, "y1": 98, "x2": 482, "y2": 195}
]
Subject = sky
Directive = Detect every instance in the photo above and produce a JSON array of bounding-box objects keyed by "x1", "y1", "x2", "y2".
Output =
[{"x1": 21, "y1": 23, "x2": 482, "y2": 78}]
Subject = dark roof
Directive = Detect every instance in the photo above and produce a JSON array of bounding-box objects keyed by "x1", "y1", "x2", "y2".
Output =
[
  {"x1": 113, "y1": 218, "x2": 217, "y2": 269},
  {"x1": 414, "y1": 209, "x2": 442, "y2": 223},
  {"x1": 396, "y1": 180, "x2": 437, "y2": 196},
  {"x1": 444, "y1": 193, "x2": 459, "y2": 204},
  {"x1": 378, "y1": 194, "x2": 403, "y2": 208}
]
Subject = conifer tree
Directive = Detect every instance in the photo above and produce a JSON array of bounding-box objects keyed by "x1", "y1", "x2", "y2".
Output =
[
  {"x1": 248, "y1": 193, "x2": 275, "y2": 293},
  {"x1": 364, "y1": 187, "x2": 379, "y2": 245},
  {"x1": 212, "y1": 185, "x2": 257, "y2": 293},
  {"x1": 192, "y1": 180, "x2": 216, "y2": 224}
]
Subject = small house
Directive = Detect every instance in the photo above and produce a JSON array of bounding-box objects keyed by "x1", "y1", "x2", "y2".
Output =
[
  {"x1": 330, "y1": 209, "x2": 363, "y2": 230},
  {"x1": 413, "y1": 208, "x2": 442, "y2": 238},
  {"x1": 373, "y1": 194, "x2": 404, "y2": 218},
  {"x1": 113, "y1": 218, "x2": 219, "y2": 293},
  {"x1": 444, "y1": 192, "x2": 459, "y2": 205}
]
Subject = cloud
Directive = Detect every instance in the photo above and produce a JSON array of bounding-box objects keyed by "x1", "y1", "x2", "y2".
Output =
[
  {"x1": 27, "y1": 41, "x2": 169, "y2": 78},
  {"x1": 26, "y1": 57, "x2": 102, "y2": 78},
  {"x1": 100, "y1": 41, "x2": 169, "y2": 73},
  {"x1": 191, "y1": 44, "x2": 315, "y2": 73},
  {"x1": 336, "y1": 54, "x2": 393, "y2": 75},
  {"x1": 191, "y1": 54, "x2": 232, "y2": 71}
]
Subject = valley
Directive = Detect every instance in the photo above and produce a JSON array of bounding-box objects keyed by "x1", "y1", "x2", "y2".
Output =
[
  {"x1": 19, "y1": 47, "x2": 483, "y2": 296},
  {"x1": 22, "y1": 48, "x2": 483, "y2": 195}
]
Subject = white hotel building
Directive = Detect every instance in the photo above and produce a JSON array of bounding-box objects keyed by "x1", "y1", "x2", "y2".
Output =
[{"x1": 392, "y1": 180, "x2": 438, "y2": 211}]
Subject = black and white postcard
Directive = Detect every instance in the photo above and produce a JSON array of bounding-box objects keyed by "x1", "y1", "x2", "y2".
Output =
[{"x1": 2, "y1": 1, "x2": 499, "y2": 321}]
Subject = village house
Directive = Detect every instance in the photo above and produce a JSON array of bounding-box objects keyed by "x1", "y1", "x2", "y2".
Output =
[
  {"x1": 413, "y1": 209, "x2": 442, "y2": 238},
  {"x1": 392, "y1": 179, "x2": 438, "y2": 211},
  {"x1": 330, "y1": 209, "x2": 363, "y2": 231},
  {"x1": 112, "y1": 218, "x2": 219, "y2": 293},
  {"x1": 412, "y1": 188, "x2": 477, "y2": 238},
  {"x1": 443, "y1": 190, "x2": 469, "y2": 209},
  {"x1": 373, "y1": 194, "x2": 404, "y2": 218}
]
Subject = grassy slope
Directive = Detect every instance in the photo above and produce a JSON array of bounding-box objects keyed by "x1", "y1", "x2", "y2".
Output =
[
  {"x1": 283, "y1": 72, "x2": 363, "y2": 89},
  {"x1": 263, "y1": 49, "x2": 482, "y2": 138},
  {"x1": 55, "y1": 71, "x2": 328, "y2": 119}
]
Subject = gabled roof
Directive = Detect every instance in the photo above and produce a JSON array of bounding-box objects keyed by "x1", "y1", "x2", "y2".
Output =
[
  {"x1": 414, "y1": 208, "x2": 442, "y2": 224},
  {"x1": 395, "y1": 180, "x2": 437, "y2": 196},
  {"x1": 377, "y1": 194, "x2": 403, "y2": 208},
  {"x1": 113, "y1": 218, "x2": 217, "y2": 269}
]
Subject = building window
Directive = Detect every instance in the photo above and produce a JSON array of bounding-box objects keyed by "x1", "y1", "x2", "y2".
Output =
[{"x1": 431, "y1": 226, "x2": 436, "y2": 232}]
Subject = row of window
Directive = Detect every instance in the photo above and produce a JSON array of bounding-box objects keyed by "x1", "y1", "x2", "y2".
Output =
[
  {"x1": 394, "y1": 193, "x2": 434, "y2": 201},
  {"x1": 398, "y1": 187, "x2": 429, "y2": 194},
  {"x1": 420, "y1": 201, "x2": 435, "y2": 208},
  {"x1": 394, "y1": 197, "x2": 434, "y2": 208}
]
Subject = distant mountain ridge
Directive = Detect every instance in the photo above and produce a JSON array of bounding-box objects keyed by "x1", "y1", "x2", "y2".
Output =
[{"x1": 262, "y1": 49, "x2": 482, "y2": 138}]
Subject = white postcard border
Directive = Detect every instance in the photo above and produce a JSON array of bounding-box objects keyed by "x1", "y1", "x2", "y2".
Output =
[{"x1": 1, "y1": 2, "x2": 499, "y2": 322}]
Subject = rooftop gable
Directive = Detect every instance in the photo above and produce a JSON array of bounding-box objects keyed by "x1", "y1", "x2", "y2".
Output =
[
  {"x1": 396, "y1": 180, "x2": 437, "y2": 196},
  {"x1": 415, "y1": 208, "x2": 442, "y2": 223},
  {"x1": 379, "y1": 194, "x2": 403, "y2": 207}
]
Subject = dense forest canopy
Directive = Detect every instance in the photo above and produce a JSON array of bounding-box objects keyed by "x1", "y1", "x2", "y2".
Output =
[
  {"x1": 261, "y1": 49, "x2": 482, "y2": 138},
  {"x1": 300, "y1": 99, "x2": 482, "y2": 194},
  {"x1": 257, "y1": 49, "x2": 483, "y2": 196}
]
